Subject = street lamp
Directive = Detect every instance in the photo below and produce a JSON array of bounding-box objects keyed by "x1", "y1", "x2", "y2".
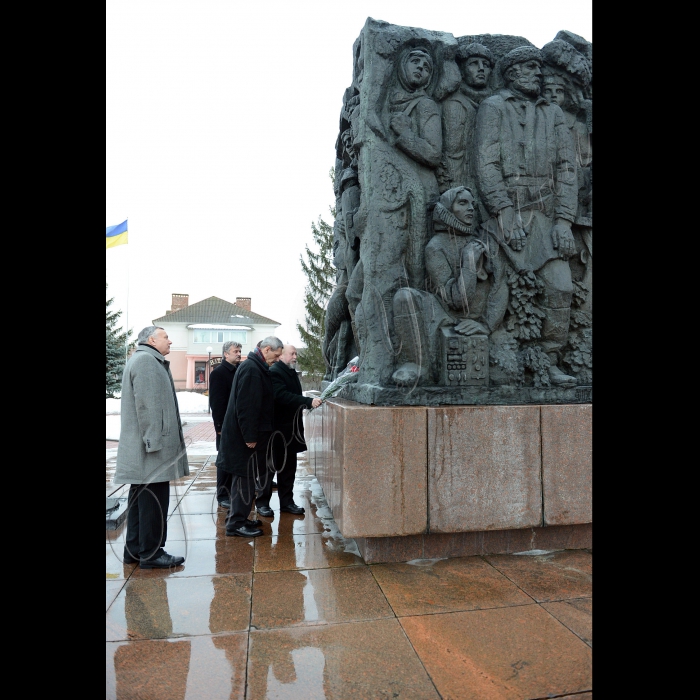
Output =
[{"x1": 206, "y1": 346, "x2": 213, "y2": 413}]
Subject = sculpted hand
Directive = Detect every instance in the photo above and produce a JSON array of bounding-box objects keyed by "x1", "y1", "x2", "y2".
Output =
[
  {"x1": 246, "y1": 442, "x2": 257, "y2": 449},
  {"x1": 311, "y1": 398, "x2": 323, "y2": 409},
  {"x1": 497, "y1": 206, "x2": 527, "y2": 251},
  {"x1": 460, "y1": 239, "x2": 487, "y2": 270},
  {"x1": 551, "y1": 220, "x2": 576, "y2": 259},
  {"x1": 454, "y1": 319, "x2": 488, "y2": 336},
  {"x1": 390, "y1": 113, "x2": 412, "y2": 136}
]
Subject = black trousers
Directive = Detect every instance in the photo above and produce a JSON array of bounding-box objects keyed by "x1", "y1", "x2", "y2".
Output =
[
  {"x1": 215, "y1": 432, "x2": 233, "y2": 503},
  {"x1": 225, "y1": 474, "x2": 257, "y2": 530},
  {"x1": 256, "y1": 447, "x2": 297, "y2": 509},
  {"x1": 124, "y1": 481, "x2": 170, "y2": 562}
]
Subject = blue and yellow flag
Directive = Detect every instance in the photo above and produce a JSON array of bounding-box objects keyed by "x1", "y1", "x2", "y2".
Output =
[{"x1": 106, "y1": 220, "x2": 128, "y2": 248}]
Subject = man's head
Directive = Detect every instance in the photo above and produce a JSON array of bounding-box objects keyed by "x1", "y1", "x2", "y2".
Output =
[
  {"x1": 138, "y1": 326, "x2": 171, "y2": 356},
  {"x1": 259, "y1": 336, "x2": 284, "y2": 365},
  {"x1": 279, "y1": 344, "x2": 298, "y2": 368},
  {"x1": 501, "y1": 46, "x2": 543, "y2": 96},
  {"x1": 399, "y1": 48, "x2": 433, "y2": 91},
  {"x1": 459, "y1": 43, "x2": 493, "y2": 89},
  {"x1": 222, "y1": 341, "x2": 242, "y2": 365}
]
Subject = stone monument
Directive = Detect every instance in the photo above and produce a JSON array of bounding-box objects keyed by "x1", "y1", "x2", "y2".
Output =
[
  {"x1": 324, "y1": 18, "x2": 592, "y2": 406},
  {"x1": 308, "y1": 19, "x2": 592, "y2": 563}
]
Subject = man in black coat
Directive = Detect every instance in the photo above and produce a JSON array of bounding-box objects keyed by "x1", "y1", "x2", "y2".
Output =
[
  {"x1": 209, "y1": 341, "x2": 241, "y2": 509},
  {"x1": 217, "y1": 336, "x2": 284, "y2": 537},
  {"x1": 256, "y1": 345, "x2": 322, "y2": 517}
]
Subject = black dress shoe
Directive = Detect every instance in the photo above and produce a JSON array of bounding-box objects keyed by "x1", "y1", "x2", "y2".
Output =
[
  {"x1": 140, "y1": 552, "x2": 185, "y2": 569},
  {"x1": 280, "y1": 503, "x2": 305, "y2": 514},
  {"x1": 123, "y1": 552, "x2": 140, "y2": 564},
  {"x1": 246, "y1": 518, "x2": 263, "y2": 527},
  {"x1": 218, "y1": 499, "x2": 231, "y2": 509},
  {"x1": 226, "y1": 525, "x2": 263, "y2": 537},
  {"x1": 257, "y1": 505, "x2": 274, "y2": 518}
]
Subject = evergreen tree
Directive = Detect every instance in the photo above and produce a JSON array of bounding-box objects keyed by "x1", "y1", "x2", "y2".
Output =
[
  {"x1": 297, "y1": 171, "x2": 336, "y2": 384},
  {"x1": 106, "y1": 283, "x2": 134, "y2": 398}
]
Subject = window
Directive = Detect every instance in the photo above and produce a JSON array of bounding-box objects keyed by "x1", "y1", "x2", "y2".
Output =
[
  {"x1": 193, "y1": 330, "x2": 247, "y2": 344},
  {"x1": 194, "y1": 361, "x2": 207, "y2": 384}
]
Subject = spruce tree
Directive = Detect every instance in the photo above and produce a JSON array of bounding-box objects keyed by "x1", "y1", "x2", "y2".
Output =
[
  {"x1": 106, "y1": 283, "x2": 134, "y2": 398},
  {"x1": 297, "y1": 175, "x2": 337, "y2": 385}
]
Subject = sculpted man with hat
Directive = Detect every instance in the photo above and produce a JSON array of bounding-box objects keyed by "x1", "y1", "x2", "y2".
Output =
[
  {"x1": 441, "y1": 42, "x2": 495, "y2": 196},
  {"x1": 474, "y1": 45, "x2": 579, "y2": 386}
]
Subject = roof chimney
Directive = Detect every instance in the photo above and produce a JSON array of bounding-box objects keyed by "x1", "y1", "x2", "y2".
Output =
[
  {"x1": 171, "y1": 293, "x2": 189, "y2": 313},
  {"x1": 235, "y1": 297, "x2": 251, "y2": 312}
]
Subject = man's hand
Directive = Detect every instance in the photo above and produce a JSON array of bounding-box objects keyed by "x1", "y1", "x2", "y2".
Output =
[
  {"x1": 454, "y1": 319, "x2": 488, "y2": 336},
  {"x1": 497, "y1": 206, "x2": 527, "y2": 251},
  {"x1": 311, "y1": 398, "x2": 323, "y2": 409},
  {"x1": 390, "y1": 113, "x2": 412, "y2": 136},
  {"x1": 551, "y1": 219, "x2": 576, "y2": 259},
  {"x1": 246, "y1": 442, "x2": 257, "y2": 449}
]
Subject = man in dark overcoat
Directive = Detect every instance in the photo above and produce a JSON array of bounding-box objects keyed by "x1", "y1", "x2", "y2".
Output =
[
  {"x1": 209, "y1": 340, "x2": 241, "y2": 509},
  {"x1": 113, "y1": 326, "x2": 189, "y2": 568},
  {"x1": 256, "y1": 345, "x2": 322, "y2": 516},
  {"x1": 217, "y1": 336, "x2": 284, "y2": 537}
]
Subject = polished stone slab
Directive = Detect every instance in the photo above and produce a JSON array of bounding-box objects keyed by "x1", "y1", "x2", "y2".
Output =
[
  {"x1": 129, "y1": 537, "x2": 254, "y2": 578},
  {"x1": 371, "y1": 555, "x2": 533, "y2": 616},
  {"x1": 254, "y1": 533, "x2": 363, "y2": 573},
  {"x1": 484, "y1": 550, "x2": 592, "y2": 602},
  {"x1": 247, "y1": 619, "x2": 441, "y2": 699},
  {"x1": 542, "y1": 404, "x2": 592, "y2": 525},
  {"x1": 315, "y1": 399, "x2": 428, "y2": 537},
  {"x1": 252, "y1": 566, "x2": 393, "y2": 629},
  {"x1": 107, "y1": 633, "x2": 247, "y2": 700},
  {"x1": 400, "y1": 604, "x2": 592, "y2": 699},
  {"x1": 106, "y1": 574, "x2": 252, "y2": 641},
  {"x1": 355, "y1": 523, "x2": 593, "y2": 563},
  {"x1": 106, "y1": 580, "x2": 126, "y2": 611},
  {"x1": 542, "y1": 597, "x2": 592, "y2": 646},
  {"x1": 428, "y1": 405, "x2": 542, "y2": 532}
]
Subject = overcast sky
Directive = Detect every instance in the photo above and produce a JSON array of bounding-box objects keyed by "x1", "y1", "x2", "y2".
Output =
[{"x1": 106, "y1": 0, "x2": 592, "y2": 347}]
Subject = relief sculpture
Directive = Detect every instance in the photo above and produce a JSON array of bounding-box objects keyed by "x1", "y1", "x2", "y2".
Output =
[{"x1": 326, "y1": 18, "x2": 592, "y2": 406}]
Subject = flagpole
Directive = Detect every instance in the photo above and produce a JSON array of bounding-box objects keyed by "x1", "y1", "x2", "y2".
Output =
[{"x1": 125, "y1": 216, "x2": 130, "y2": 361}]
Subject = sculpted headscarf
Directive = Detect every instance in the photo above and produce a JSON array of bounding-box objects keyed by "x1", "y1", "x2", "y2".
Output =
[
  {"x1": 396, "y1": 48, "x2": 434, "y2": 95},
  {"x1": 433, "y1": 186, "x2": 474, "y2": 234}
]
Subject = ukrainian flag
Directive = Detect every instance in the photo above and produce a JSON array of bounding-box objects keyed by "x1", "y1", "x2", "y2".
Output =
[{"x1": 106, "y1": 220, "x2": 128, "y2": 248}]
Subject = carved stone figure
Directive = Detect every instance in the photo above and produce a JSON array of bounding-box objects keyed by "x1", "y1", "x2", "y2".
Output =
[
  {"x1": 541, "y1": 38, "x2": 592, "y2": 314},
  {"x1": 441, "y1": 43, "x2": 494, "y2": 198},
  {"x1": 325, "y1": 19, "x2": 592, "y2": 405},
  {"x1": 474, "y1": 45, "x2": 578, "y2": 387}
]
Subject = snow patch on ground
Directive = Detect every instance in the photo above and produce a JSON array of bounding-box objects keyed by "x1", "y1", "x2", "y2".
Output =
[{"x1": 106, "y1": 392, "x2": 211, "y2": 416}]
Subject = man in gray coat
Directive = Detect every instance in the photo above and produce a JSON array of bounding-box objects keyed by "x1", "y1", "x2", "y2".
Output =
[{"x1": 114, "y1": 326, "x2": 189, "y2": 568}]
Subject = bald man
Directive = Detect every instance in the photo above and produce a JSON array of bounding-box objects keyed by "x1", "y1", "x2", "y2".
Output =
[{"x1": 256, "y1": 345, "x2": 322, "y2": 517}]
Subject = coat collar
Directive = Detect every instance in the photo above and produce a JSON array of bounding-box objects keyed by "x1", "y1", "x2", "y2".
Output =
[
  {"x1": 135, "y1": 343, "x2": 169, "y2": 366},
  {"x1": 246, "y1": 350, "x2": 269, "y2": 372},
  {"x1": 499, "y1": 88, "x2": 548, "y2": 107}
]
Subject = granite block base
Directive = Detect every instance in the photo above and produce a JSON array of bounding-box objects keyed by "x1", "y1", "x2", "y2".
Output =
[{"x1": 355, "y1": 524, "x2": 592, "y2": 564}]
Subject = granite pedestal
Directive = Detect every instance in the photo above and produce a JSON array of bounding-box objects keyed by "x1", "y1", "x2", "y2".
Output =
[{"x1": 305, "y1": 399, "x2": 591, "y2": 563}]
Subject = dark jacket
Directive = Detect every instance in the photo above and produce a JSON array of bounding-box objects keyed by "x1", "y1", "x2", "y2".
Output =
[
  {"x1": 209, "y1": 360, "x2": 237, "y2": 433},
  {"x1": 270, "y1": 360, "x2": 313, "y2": 453},
  {"x1": 217, "y1": 351, "x2": 275, "y2": 476}
]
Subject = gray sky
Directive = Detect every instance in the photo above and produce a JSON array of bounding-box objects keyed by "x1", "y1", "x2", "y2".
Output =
[{"x1": 106, "y1": 0, "x2": 592, "y2": 346}]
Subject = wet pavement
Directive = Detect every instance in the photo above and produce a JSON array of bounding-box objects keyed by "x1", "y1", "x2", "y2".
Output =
[{"x1": 106, "y1": 414, "x2": 592, "y2": 699}]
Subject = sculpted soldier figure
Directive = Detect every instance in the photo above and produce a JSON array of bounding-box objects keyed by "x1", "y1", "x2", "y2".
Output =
[
  {"x1": 474, "y1": 45, "x2": 578, "y2": 386},
  {"x1": 441, "y1": 43, "x2": 495, "y2": 195}
]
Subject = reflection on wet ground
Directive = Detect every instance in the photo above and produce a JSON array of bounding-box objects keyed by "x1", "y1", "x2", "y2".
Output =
[{"x1": 107, "y1": 439, "x2": 592, "y2": 699}]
